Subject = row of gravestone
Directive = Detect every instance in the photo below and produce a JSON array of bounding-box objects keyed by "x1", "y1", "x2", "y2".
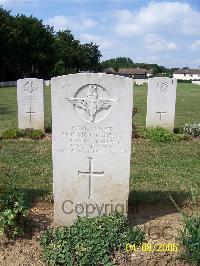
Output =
[
  {"x1": 17, "y1": 75, "x2": 177, "y2": 133},
  {"x1": 17, "y1": 74, "x2": 177, "y2": 226}
]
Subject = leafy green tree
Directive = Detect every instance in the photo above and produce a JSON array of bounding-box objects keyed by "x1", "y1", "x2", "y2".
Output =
[
  {"x1": 47, "y1": 31, "x2": 102, "y2": 75},
  {"x1": 80, "y1": 42, "x2": 102, "y2": 72},
  {"x1": 0, "y1": 7, "x2": 15, "y2": 80},
  {"x1": 101, "y1": 57, "x2": 173, "y2": 77},
  {"x1": 12, "y1": 14, "x2": 56, "y2": 79},
  {"x1": 0, "y1": 7, "x2": 102, "y2": 80},
  {"x1": 54, "y1": 30, "x2": 81, "y2": 74},
  {"x1": 0, "y1": 8, "x2": 56, "y2": 80},
  {"x1": 101, "y1": 57, "x2": 134, "y2": 69}
]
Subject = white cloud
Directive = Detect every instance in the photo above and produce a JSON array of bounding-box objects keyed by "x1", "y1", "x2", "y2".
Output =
[
  {"x1": 45, "y1": 15, "x2": 97, "y2": 32},
  {"x1": 113, "y1": 1, "x2": 200, "y2": 36},
  {"x1": 80, "y1": 33, "x2": 114, "y2": 50},
  {"x1": 190, "y1": 40, "x2": 200, "y2": 52},
  {"x1": 144, "y1": 34, "x2": 179, "y2": 51}
]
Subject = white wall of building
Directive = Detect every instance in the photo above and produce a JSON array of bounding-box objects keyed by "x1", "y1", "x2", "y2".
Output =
[
  {"x1": 192, "y1": 81, "x2": 200, "y2": 85},
  {"x1": 173, "y1": 73, "x2": 200, "y2": 80},
  {"x1": 0, "y1": 81, "x2": 17, "y2": 87}
]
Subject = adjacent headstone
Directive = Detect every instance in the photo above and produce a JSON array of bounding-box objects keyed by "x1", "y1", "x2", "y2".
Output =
[
  {"x1": 51, "y1": 73, "x2": 133, "y2": 226},
  {"x1": 146, "y1": 77, "x2": 177, "y2": 131},
  {"x1": 17, "y1": 78, "x2": 44, "y2": 131},
  {"x1": 45, "y1": 80, "x2": 51, "y2": 87}
]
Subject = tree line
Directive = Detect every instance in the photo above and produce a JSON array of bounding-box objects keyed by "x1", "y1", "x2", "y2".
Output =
[
  {"x1": 0, "y1": 7, "x2": 102, "y2": 81},
  {"x1": 0, "y1": 7, "x2": 176, "y2": 81},
  {"x1": 101, "y1": 57, "x2": 174, "y2": 76}
]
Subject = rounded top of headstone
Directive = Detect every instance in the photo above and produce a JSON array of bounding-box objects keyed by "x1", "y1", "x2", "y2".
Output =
[{"x1": 51, "y1": 73, "x2": 132, "y2": 82}]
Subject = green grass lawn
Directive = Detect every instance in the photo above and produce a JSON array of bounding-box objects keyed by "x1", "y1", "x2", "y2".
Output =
[
  {"x1": 0, "y1": 83, "x2": 200, "y2": 204},
  {"x1": 130, "y1": 139, "x2": 200, "y2": 204},
  {"x1": 1, "y1": 83, "x2": 200, "y2": 134},
  {"x1": 0, "y1": 138, "x2": 199, "y2": 205}
]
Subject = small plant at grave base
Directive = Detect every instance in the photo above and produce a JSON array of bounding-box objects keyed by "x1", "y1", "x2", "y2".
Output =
[
  {"x1": 0, "y1": 188, "x2": 29, "y2": 237},
  {"x1": 16, "y1": 129, "x2": 27, "y2": 138},
  {"x1": 139, "y1": 127, "x2": 185, "y2": 142},
  {"x1": 40, "y1": 213, "x2": 146, "y2": 266},
  {"x1": 1, "y1": 128, "x2": 44, "y2": 140},
  {"x1": 30, "y1": 129, "x2": 45, "y2": 140},
  {"x1": 45, "y1": 120, "x2": 52, "y2": 133},
  {"x1": 178, "y1": 213, "x2": 200, "y2": 265},
  {"x1": 1, "y1": 128, "x2": 18, "y2": 139},
  {"x1": 183, "y1": 122, "x2": 200, "y2": 137},
  {"x1": 23, "y1": 128, "x2": 34, "y2": 138}
]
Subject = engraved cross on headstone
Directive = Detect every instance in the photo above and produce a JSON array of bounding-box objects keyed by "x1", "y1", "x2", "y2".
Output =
[
  {"x1": 78, "y1": 157, "x2": 104, "y2": 198},
  {"x1": 26, "y1": 106, "x2": 35, "y2": 124},
  {"x1": 156, "y1": 110, "x2": 166, "y2": 121}
]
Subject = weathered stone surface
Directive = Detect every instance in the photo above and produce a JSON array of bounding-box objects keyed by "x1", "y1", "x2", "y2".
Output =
[
  {"x1": 146, "y1": 77, "x2": 177, "y2": 131},
  {"x1": 51, "y1": 73, "x2": 133, "y2": 226},
  {"x1": 17, "y1": 78, "x2": 44, "y2": 131}
]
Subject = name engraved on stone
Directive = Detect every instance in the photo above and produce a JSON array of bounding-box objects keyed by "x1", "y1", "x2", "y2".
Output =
[
  {"x1": 60, "y1": 126, "x2": 124, "y2": 154},
  {"x1": 78, "y1": 157, "x2": 104, "y2": 199},
  {"x1": 67, "y1": 84, "x2": 119, "y2": 122}
]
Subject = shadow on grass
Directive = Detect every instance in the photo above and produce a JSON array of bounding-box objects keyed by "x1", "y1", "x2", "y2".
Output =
[
  {"x1": 0, "y1": 186, "x2": 50, "y2": 206},
  {"x1": 0, "y1": 106, "x2": 13, "y2": 115},
  {"x1": 128, "y1": 190, "x2": 191, "y2": 226},
  {"x1": 173, "y1": 127, "x2": 182, "y2": 134},
  {"x1": 21, "y1": 188, "x2": 51, "y2": 204}
]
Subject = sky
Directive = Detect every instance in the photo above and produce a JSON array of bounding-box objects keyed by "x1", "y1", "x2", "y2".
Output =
[{"x1": 1, "y1": 0, "x2": 200, "y2": 68}]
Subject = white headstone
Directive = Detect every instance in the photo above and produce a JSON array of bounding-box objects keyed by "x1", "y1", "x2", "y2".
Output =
[
  {"x1": 146, "y1": 77, "x2": 177, "y2": 131},
  {"x1": 51, "y1": 73, "x2": 133, "y2": 226},
  {"x1": 17, "y1": 78, "x2": 45, "y2": 131}
]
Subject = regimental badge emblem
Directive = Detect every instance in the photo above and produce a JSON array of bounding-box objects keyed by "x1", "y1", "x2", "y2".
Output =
[
  {"x1": 157, "y1": 82, "x2": 169, "y2": 94},
  {"x1": 24, "y1": 81, "x2": 38, "y2": 96},
  {"x1": 67, "y1": 84, "x2": 119, "y2": 123}
]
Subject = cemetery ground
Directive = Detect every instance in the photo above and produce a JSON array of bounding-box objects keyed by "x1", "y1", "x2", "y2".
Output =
[{"x1": 0, "y1": 83, "x2": 200, "y2": 265}]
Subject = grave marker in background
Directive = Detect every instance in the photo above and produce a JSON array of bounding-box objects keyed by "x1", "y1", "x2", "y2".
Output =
[
  {"x1": 146, "y1": 77, "x2": 177, "y2": 131},
  {"x1": 17, "y1": 78, "x2": 44, "y2": 131},
  {"x1": 51, "y1": 73, "x2": 133, "y2": 226}
]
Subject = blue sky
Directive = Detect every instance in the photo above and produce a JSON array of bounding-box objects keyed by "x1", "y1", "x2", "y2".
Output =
[{"x1": 1, "y1": 0, "x2": 200, "y2": 68}]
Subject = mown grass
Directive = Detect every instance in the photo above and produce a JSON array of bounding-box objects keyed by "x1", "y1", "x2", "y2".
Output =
[
  {"x1": 1, "y1": 83, "x2": 200, "y2": 134},
  {"x1": 0, "y1": 139, "x2": 52, "y2": 200},
  {"x1": 0, "y1": 83, "x2": 200, "y2": 203},
  {"x1": 0, "y1": 138, "x2": 199, "y2": 204},
  {"x1": 130, "y1": 139, "x2": 200, "y2": 204}
]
